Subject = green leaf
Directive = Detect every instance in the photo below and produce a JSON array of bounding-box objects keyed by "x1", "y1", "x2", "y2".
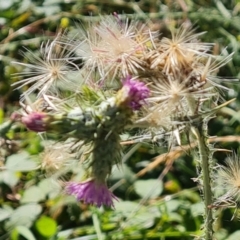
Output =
[
  {"x1": 21, "y1": 186, "x2": 46, "y2": 203},
  {"x1": 190, "y1": 202, "x2": 204, "y2": 217},
  {"x1": 114, "y1": 201, "x2": 140, "y2": 216},
  {"x1": 35, "y1": 216, "x2": 57, "y2": 237},
  {"x1": 134, "y1": 179, "x2": 163, "y2": 198},
  {"x1": 43, "y1": 0, "x2": 64, "y2": 5},
  {"x1": 227, "y1": 230, "x2": 240, "y2": 240},
  {"x1": 110, "y1": 164, "x2": 136, "y2": 183},
  {"x1": 10, "y1": 228, "x2": 19, "y2": 240},
  {"x1": 38, "y1": 178, "x2": 61, "y2": 199},
  {"x1": 168, "y1": 212, "x2": 182, "y2": 223},
  {"x1": 133, "y1": 211, "x2": 156, "y2": 229},
  {"x1": 38, "y1": 178, "x2": 53, "y2": 195},
  {"x1": 165, "y1": 199, "x2": 181, "y2": 212},
  {"x1": 6, "y1": 152, "x2": 38, "y2": 172},
  {"x1": 34, "y1": 6, "x2": 61, "y2": 16},
  {"x1": 0, "y1": 120, "x2": 13, "y2": 136},
  {"x1": 0, "y1": 170, "x2": 19, "y2": 187},
  {"x1": 0, "y1": 0, "x2": 14, "y2": 10},
  {"x1": 215, "y1": 229, "x2": 228, "y2": 240},
  {"x1": 0, "y1": 206, "x2": 13, "y2": 221},
  {"x1": 57, "y1": 229, "x2": 74, "y2": 239},
  {"x1": 114, "y1": 201, "x2": 157, "y2": 229},
  {"x1": 15, "y1": 226, "x2": 36, "y2": 240},
  {"x1": 101, "y1": 223, "x2": 117, "y2": 231},
  {"x1": 0, "y1": 109, "x2": 4, "y2": 122},
  {"x1": 6, "y1": 204, "x2": 42, "y2": 228}
]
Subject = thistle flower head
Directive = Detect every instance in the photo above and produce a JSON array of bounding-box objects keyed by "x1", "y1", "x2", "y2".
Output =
[
  {"x1": 150, "y1": 25, "x2": 212, "y2": 73},
  {"x1": 41, "y1": 143, "x2": 72, "y2": 173},
  {"x1": 142, "y1": 69, "x2": 215, "y2": 128},
  {"x1": 120, "y1": 76, "x2": 150, "y2": 110},
  {"x1": 73, "y1": 15, "x2": 152, "y2": 82},
  {"x1": 66, "y1": 179, "x2": 117, "y2": 208},
  {"x1": 194, "y1": 52, "x2": 234, "y2": 91},
  {"x1": 21, "y1": 112, "x2": 48, "y2": 132},
  {"x1": 215, "y1": 153, "x2": 240, "y2": 206},
  {"x1": 12, "y1": 36, "x2": 78, "y2": 101}
]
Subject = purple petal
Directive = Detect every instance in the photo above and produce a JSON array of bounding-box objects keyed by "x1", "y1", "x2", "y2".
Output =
[
  {"x1": 122, "y1": 76, "x2": 149, "y2": 110},
  {"x1": 22, "y1": 112, "x2": 47, "y2": 132},
  {"x1": 66, "y1": 180, "x2": 117, "y2": 208}
]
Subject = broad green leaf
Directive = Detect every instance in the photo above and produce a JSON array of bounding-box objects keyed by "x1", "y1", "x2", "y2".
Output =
[
  {"x1": 133, "y1": 212, "x2": 156, "y2": 229},
  {"x1": 57, "y1": 229, "x2": 74, "y2": 239},
  {"x1": 227, "y1": 230, "x2": 240, "y2": 240},
  {"x1": 215, "y1": 229, "x2": 228, "y2": 240},
  {"x1": 165, "y1": 199, "x2": 181, "y2": 212},
  {"x1": 114, "y1": 201, "x2": 156, "y2": 229},
  {"x1": 0, "y1": 0, "x2": 14, "y2": 10},
  {"x1": 168, "y1": 212, "x2": 182, "y2": 223},
  {"x1": 0, "y1": 206, "x2": 13, "y2": 221},
  {"x1": 148, "y1": 206, "x2": 161, "y2": 218},
  {"x1": 134, "y1": 179, "x2": 163, "y2": 198},
  {"x1": 16, "y1": 226, "x2": 36, "y2": 240},
  {"x1": 110, "y1": 164, "x2": 136, "y2": 183},
  {"x1": 21, "y1": 186, "x2": 45, "y2": 203},
  {"x1": 180, "y1": 189, "x2": 201, "y2": 202},
  {"x1": 114, "y1": 201, "x2": 140, "y2": 216},
  {"x1": 38, "y1": 178, "x2": 53, "y2": 195},
  {"x1": 34, "y1": 6, "x2": 61, "y2": 16},
  {"x1": 43, "y1": 0, "x2": 64, "y2": 4},
  {"x1": 35, "y1": 216, "x2": 57, "y2": 237},
  {"x1": 0, "y1": 170, "x2": 19, "y2": 187},
  {"x1": 101, "y1": 223, "x2": 117, "y2": 231},
  {"x1": 6, "y1": 204, "x2": 42, "y2": 228},
  {"x1": 6, "y1": 152, "x2": 38, "y2": 172},
  {"x1": 38, "y1": 178, "x2": 61, "y2": 199},
  {"x1": 190, "y1": 202, "x2": 204, "y2": 217}
]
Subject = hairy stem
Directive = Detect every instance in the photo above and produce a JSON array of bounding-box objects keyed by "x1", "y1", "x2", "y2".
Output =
[
  {"x1": 193, "y1": 121, "x2": 213, "y2": 239},
  {"x1": 186, "y1": 95, "x2": 213, "y2": 239}
]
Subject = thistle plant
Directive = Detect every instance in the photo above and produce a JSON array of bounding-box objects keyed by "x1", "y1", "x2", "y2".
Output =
[
  {"x1": 11, "y1": 14, "x2": 236, "y2": 239},
  {"x1": 214, "y1": 153, "x2": 240, "y2": 210}
]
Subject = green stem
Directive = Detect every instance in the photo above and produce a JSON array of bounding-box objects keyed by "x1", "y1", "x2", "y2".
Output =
[
  {"x1": 186, "y1": 95, "x2": 213, "y2": 239},
  {"x1": 193, "y1": 122, "x2": 213, "y2": 239},
  {"x1": 92, "y1": 211, "x2": 104, "y2": 240}
]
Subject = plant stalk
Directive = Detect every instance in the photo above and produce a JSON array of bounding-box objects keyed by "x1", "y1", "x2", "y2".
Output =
[
  {"x1": 186, "y1": 95, "x2": 214, "y2": 239},
  {"x1": 192, "y1": 122, "x2": 213, "y2": 240}
]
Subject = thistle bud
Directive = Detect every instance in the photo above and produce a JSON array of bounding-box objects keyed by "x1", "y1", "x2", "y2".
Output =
[
  {"x1": 22, "y1": 112, "x2": 48, "y2": 132},
  {"x1": 118, "y1": 76, "x2": 149, "y2": 110}
]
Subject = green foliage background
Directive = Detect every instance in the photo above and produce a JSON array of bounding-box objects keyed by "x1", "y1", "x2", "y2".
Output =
[{"x1": 1, "y1": 0, "x2": 240, "y2": 239}]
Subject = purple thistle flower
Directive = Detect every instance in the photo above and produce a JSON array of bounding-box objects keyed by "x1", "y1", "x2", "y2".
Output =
[
  {"x1": 122, "y1": 76, "x2": 149, "y2": 110},
  {"x1": 66, "y1": 180, "x2": 117, "y2": 208},
  {"x1": 22, "y1": 112, "x2": 47, "y2": 132}
]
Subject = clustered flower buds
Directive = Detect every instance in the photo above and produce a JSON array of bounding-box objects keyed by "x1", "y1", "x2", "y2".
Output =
[{"x1": 12, "y1": 14, "x2": 234, "y2": 208}]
